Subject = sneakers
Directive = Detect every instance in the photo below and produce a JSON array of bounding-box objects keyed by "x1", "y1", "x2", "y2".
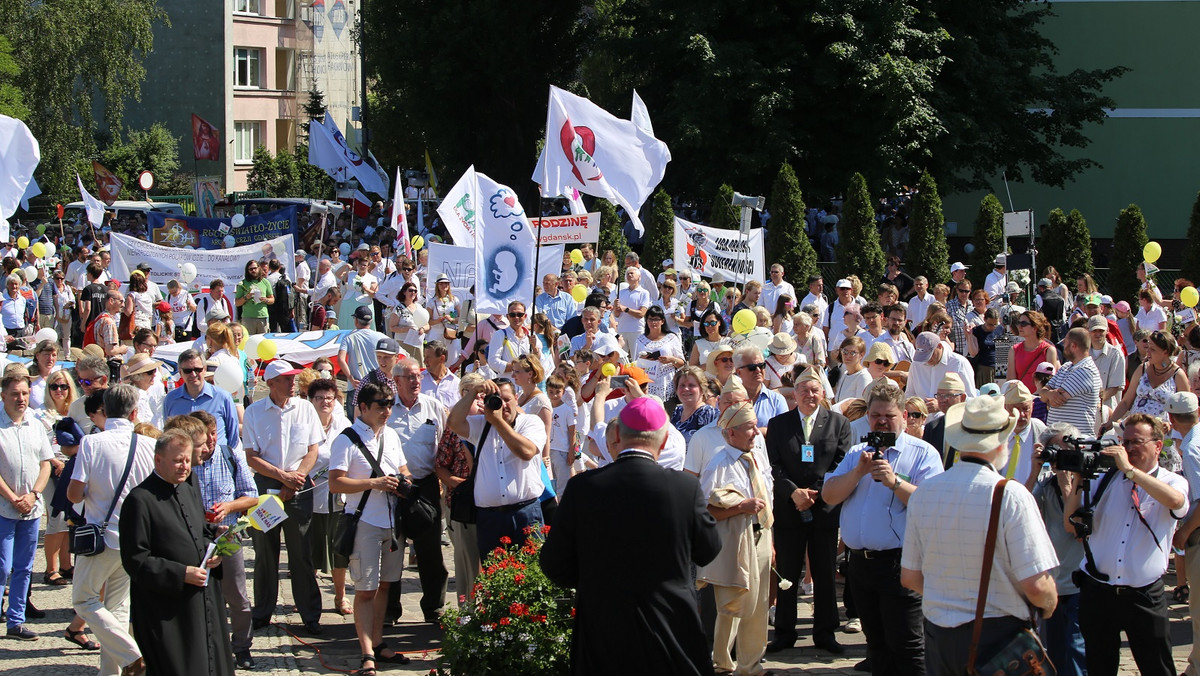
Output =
[
  {"x1": 7, "y1": 625, "x2": 37, "y2": 641},
  {"x1": 843, "y1": 618, "x2": 862, "y2": 634},
  {"x1": 234, "y1": 650, "x2": 256, "y2": 669}
]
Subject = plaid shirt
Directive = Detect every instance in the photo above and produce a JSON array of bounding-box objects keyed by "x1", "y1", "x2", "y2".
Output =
[
  {"x1": 193, "y1": 445, "x2": 258, "y2": 528},
  {"x1": 945, "y1": 297, "x2": 969, "y2": 355}
]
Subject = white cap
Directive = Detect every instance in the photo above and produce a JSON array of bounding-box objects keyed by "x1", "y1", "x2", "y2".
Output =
[
  {"x1": 950, "y1": 262, "x2": 968, "y2": 273},
  {"x1": 835, "y1": 279, "x2": 852, "y2": 289}
]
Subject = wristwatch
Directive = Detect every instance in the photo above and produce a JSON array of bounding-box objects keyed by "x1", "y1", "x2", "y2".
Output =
[
  {"x1": 1124, "y1": 468, "x2": 1137, "y2": 481},
  {"x1": 891, "y1": 476, "x2": 903, "y2": 491}
]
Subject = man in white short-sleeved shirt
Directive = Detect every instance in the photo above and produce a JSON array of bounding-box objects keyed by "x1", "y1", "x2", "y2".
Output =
[
  {"x1": 241, "y1": 361, "x2": 325, "y2": 632},
  {"x1": 448, "y1": 378, "x2": 547, "y2": 554},
  {"x1": 615, "y1": 266, "x2": 651, "y2": 352}
]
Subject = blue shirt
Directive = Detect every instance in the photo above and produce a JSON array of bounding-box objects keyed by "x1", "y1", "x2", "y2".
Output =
[
  {"x1": 339, "y1": 328, "x2": 388, "y2": 381},
  {"x1": 163, "y1": 383, "x2": 240, "y2": 450},
  {"x1": 1177, "y1": 426, "x2": 1200, "y2": 508},
  {"x1": 535, "y1": 291, "x2": 578, "y2": 329},
  {"x1": 751, "y1": 388, "x2": 789, "y2": 428},
  {"x1": 826, "y1": 432, "x2": 944, "y2": 550},
  {"x1": 193, "y1": 445, "x2": 258, "y2": 528}
]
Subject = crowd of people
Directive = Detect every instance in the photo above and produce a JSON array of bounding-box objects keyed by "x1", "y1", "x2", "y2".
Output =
[{"x1": 0, "y1": 210, "x2": 1198, "y2": 676}]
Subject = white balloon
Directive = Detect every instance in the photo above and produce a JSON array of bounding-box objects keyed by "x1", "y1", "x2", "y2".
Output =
[
  {"x1": 231, "y1": 213, "x2": 246, "y2": 228},
  {"x1": 213, "y1": 359, "x2": 244, "y2": 398},
  {"x1": 747, "y1": 328, "x2": 772, "y2": 352},
  {"x1": 33, "y1": 328, "x2": 57, "y2": 344},
  {"x1": 223, "y1": 235, "x2": 236, "y2": 248},
  {"x1": 180, "y1": 262, "x2": 197, "y2": 283},
  {"x1": 244, "y1": 334, "x2": 265, "y2": 358},
  {"x1": 411, "y1": 306, "x2": 430, "y2": 328},
  {"x1": 23, "y1": 267, "x2": 36, "y2": 283}
]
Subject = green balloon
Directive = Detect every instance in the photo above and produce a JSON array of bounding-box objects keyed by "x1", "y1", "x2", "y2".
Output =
[{"x1": 36, "y1": 224, "x2": 46, "y2": 234}]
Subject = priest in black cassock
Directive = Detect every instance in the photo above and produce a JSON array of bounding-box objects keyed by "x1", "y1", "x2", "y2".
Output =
[{"x1": 119, "y1": 429, "x2": 235, "y2": 676}]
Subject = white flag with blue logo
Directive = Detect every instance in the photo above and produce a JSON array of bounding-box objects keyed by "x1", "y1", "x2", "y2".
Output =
[{"x1": 475, "y1": 172, "x2": 537, "y2": 315}]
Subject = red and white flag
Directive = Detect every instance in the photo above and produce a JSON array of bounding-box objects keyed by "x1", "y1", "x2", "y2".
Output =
[{"x1": 391, "y1": 167, "x2": 412, "y2": 259}]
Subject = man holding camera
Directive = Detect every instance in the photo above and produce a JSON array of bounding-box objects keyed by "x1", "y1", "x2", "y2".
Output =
[
  {"x1": 822, "y1": 381, "x2": 944, "y2": 676},
  {"x1": 447, "y1": 378, "x2": 547, "y2": 553},
  {"x1": 1062, "y1": 413, "x2": 1187, "y2": 676}
]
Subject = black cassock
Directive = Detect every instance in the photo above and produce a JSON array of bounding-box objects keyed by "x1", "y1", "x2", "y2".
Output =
[{"x1": 119, "y1": 472, "x2": 234, "y2": 676}]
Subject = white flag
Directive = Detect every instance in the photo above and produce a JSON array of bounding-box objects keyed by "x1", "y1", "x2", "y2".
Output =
[
  {"x1": 76, "y1": 173, "x2": 106, "y2": 228},
  {"x1": 435, "y1": 166, "x2": 482, "y2": 247},
  {"x1": 475, "y1": 172, "x2": 537, "y2": 315},
  {"x1": 19, "y1": 176, "x2": 39, "y2": 212},
  {"x1": 0, "y1": 115, "x2": 39, "y2": 219},
  {"x1": 631, "y1": 90, "x2": 654, "y2": 135},
  {"x1": 536, "y1": 85, "x2": 670, "y2": 236},
  {"x1": 391, "y1": 167, "x2": 412, "y2": 259},
  {"x1": 307, "y1": 114, "x2": 389, "y2": 196}
]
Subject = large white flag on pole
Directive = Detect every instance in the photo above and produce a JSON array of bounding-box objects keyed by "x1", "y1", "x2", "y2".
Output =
[
  {"x1": 435, "y1": 166, "x2": 482, "y2": 247},
  {"x1": 475, "y1": 171, "x2": 537, "y2": 315},
  {"x1": 76, "y1": 174, "x2": 106, "y2": 228},
  {"x1": 391, "y1": 168, "x2": 413, "y2": 259},
  {"x1": 307, "y1": 114, "x2": 389, "y2": 196},
  {"x1": 0, "y1": 115, "x2": 39, "y2": 220},
  {"x1": 536, "y1": 85, "x2": 670, "y2": 236},
  {"x1": 631, "y1": 90, "x2": 654, "y2": 136}
]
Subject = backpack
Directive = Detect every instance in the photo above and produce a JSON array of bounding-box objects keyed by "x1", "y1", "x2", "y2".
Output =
[
  {"x1": 273, "y1": 276, "x2": 294, "y2": 314},
  {"x1": 82, "y1": 312, "x2": 110, "y2": 348}
]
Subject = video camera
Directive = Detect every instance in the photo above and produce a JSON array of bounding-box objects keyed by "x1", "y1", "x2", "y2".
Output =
[
  {"x1": 861, "y1": 432, "x2": 897, "y2": 483},
  {"x1": 1037, "y1": 435, "x2": 1118, "y2": 479}
]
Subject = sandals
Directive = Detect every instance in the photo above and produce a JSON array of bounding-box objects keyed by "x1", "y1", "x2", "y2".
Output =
[
  {"x1": 335, "y1": 597, "x2": 353, "y2": 615},
  {"x1": 372, "y1": 641, "x2": 411, "y2": 664},
  {"x1": 65, "y1": 628, "x2": 100, "y2": 650},
  {"x1": 355, "y1": 655, "x2": 377, "y2": 676},
  {"x1": 59, "y1": 566, "x2": 74, "y2": 580},
  {"x1": 43, "y1": 571, "x2": 68, "y2": 586},
  {"x1": 1174, "y1": 584, "x2": 1190, "y2": 603}
]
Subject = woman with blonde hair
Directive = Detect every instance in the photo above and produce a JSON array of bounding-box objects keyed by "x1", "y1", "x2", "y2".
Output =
[
  {"x1": 512, "y1": 354, "x2": 553, "y2": 470},
  {"x1": 904, "y1": 397, "x2": 928, "y2": 439},
  {"x1": 427, "y1": 274, "x2": 462, "y2": 365}
]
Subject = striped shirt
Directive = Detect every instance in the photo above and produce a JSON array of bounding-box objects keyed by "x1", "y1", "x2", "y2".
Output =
[
  {"x1": 1046, "y1": 356, "x2": 1102, "y2": 435},
  {"x1": 194, "y1": 445, "x2": 258, "y2": 528}
]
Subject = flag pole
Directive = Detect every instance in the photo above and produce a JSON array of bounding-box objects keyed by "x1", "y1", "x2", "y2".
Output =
[{"x1": 530, "y1": 190, "x2": 544, "y2": 317}]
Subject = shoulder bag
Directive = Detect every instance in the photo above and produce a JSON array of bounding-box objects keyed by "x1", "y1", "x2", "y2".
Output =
[
  {"x1": 449, "y1": 421, "x2": 492, "y2": 525},
  {"x1": 350, "y1": 425, "x2": 438, "y2": 538},
  {"x1": 71, "y1": 432, "x2": 139, "y2": 557},
  {"x1": 967, "y1": 479, "x2": 1056, "y2": 676}
]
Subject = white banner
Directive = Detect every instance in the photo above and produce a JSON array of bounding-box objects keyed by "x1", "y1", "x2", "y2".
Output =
[
  {"x1": 425, "y1": 242, "x2": 475, "y2": 299},
  {"x1": 530, "y1": 212, "x2": 600, "y2": 245},
  {"x1": 673, "y1": 217, "x2": 764, "y2": 285},
  {"x1": 475, "y1": 172, "x2": 537, "y2": 315},
  {"x1": 109, "y1": 233, "x2": 296, "y2": 293}
]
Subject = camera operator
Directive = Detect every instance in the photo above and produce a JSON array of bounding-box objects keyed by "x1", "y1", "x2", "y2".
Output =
[
  {"x1": 447, "y1": 377, "x2": 547, "y2": 553},
  {"x1": 1062, "y1": 413, "x2": 1187, "y2": 676},
  {"x1": 822, "y1": 380, "x2": 944, "y2": 676}
]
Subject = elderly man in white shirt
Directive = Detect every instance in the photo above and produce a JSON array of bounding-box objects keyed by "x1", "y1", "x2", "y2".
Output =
[
  {"x1": 242, "y1": 361, "x2": 325, "y2": 633},
  {"x1": 905, "y1": 331, "x2": 979, "y2": 402},
  {"x1": 984, "y1": 254, "x2": 1008, "y2": 301},
  {"x1": 761, "y1": 264, "x2": 796, "y2": 314},
  {"x1": 66, "y1": 385, "x2": 157, "y2": 676}
]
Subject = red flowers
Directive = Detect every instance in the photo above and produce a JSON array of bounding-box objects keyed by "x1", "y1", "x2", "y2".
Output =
[
  {"x1": 499, "y1": 536, "x2": 512, "y2": 545},
  {"x1": 514, "y1": 573, "x2": 526, "y2": 583},
  {"x1": 541, "y1": 524, "x2": 551, "y2": 534},
  {"x1": 499, "y1": 617, "x2": 511, "y2": 626}
]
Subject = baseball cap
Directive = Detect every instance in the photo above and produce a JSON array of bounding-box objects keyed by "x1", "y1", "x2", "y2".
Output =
[
  {"x1": 619, "y1": 396, "x2": 667, "y2": 432},
  {"x1": 1035, "y1": 361, "x2": 1056, "y2": 376},
  {"x1": 661, "y1": 258, "x2": 673, "y2": 268},
  {"x1": 994, "y1": 254, "x2": 1007, "y2": 267},
  {"x1": 950, "y1": 262, "x2": 968, "y2": 273},
  {"x1": 835, "y1": 278, "x2": 852, "y2": 289},
  {"x1": 620, "y1": 364, "x2": 652, "y2": 387},
  {"x1": 357, "y1": 242, "x2": 370, "y2": 251},
  {"x1": 1005, "y1": 282, "x2": 1020, "y2": 294},
  {"x1": 264, "y1": 360, "x2": 302, "y2": 380},
  {"x1": 205, "y1": 305, "x2": 230, "y2": 322},
  {"x1": 375, "y1": 337, "x2": 401, "y2": 355},
  {"x1": 295, "y1": 249, "x2": 308, "y2": 257},
  {"x1": 1085, "y1": 293, "x2": 1102, "y2": 307},
  {"x1": 1115, "y1": 300, "x2": 1131, "y2": 314},
  {"x1": 1038, "y1": 278, "x2": 1052, "y2": 288},
  {"x1": 1101, "y1": 294, "x2": 1113, "y2": 305},
  {"x1": 353, "y1": 306, "x2": 373, "y2": 322},
  {"x1": 1167, "y1": 391, "x2": 1198, "y2": 416},
  {"x1": 979, "y1": 383, "x2": 1001, "y2": 397},
  {"x1": 1087, "y1": 315, "x2": 1108, "y2": 332},
  {"x1": 913, "y1": 331, "x2": 941, "y2": 363},
  {"x1": 136, "y1": 262, "x2": 152, "y2": 273}
]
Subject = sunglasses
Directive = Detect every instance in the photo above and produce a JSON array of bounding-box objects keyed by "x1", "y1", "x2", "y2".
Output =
[
  {"x1": 703, "y1": 321, "x2": 719, "y2": 327},
  {"x1": 873, "y1": 359, "x2": 892, "y2": 366},
  {"x1": 368, "y1": 399, "x2": 394, "y2": 409},
  {"x1": 49, "y1": 383, "x2": 70, "y2": 392},
  {"x1": 957, "y1": 289, "x2": 970, "y2": 294},
  {"x1": 79, "y1": 378, "x2": 100, "y2": 386},
  {"x1": 715, "y1": 356, "x2": 733, "y2": 364},
  {"x1": 508, "y1": 312, "x2": 526, "y2": 318},
  {"x1": 402, "y1": 267, "x2": 415, "y2": 272},
  {"x1": 907, "y1": 411, "x2": 925, "y2": 420},
  {"x1": 181, "y1": 367, "x2": 205, "y2": 376},
  {"x1": 738, "y1": 362, "x2": 767, "y2": 371},
  {"x1": 1016, "y1": 320, "x2": 1032, "y2": 327}
]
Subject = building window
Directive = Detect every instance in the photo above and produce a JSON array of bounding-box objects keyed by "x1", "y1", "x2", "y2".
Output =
[
  {"x1": 275, "y1": 48, "x2": 296, "y2": 91},
  {"x1": 275, "y1": 0, "x2": 296, "y2": 19},
  {"x1": 234, "y1": 48, "x2": 262, "y2": 88},
  {"x1": 234, "y1": 0, "x2": 261, "y2": 14},
  {"x1": 234, "y1": 121, "x2": 263, "y2": 163}
]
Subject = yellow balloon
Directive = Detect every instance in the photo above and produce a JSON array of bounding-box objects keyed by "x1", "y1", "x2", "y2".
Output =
[
  {"x1": 1144, "y1": 241, "x2": 1162, "y2": 264},
  {"x1": 600, "y1": 363, "x2": 617, "y2": 377},
  {"x1": 238, "y1": 333, "x2": 248, "y2": 350},
  {"x1": 411, "y1": 235, "x2": 425, "y2": 251},
  {"x1": 30, "y1": 242, "x2": 46, "y2": 259},
  {"x1": 16, "y1": 236, "x2": 28, "y2": 249},
  {"x1": 256, "y1": 338, "x2": 278, "y2": 361},
  {"x1": 570, "y1": 284, "x2": 588, "y2": 303},
  {"x1": 570, "y1": 248, "x2": 584, "y2": 265},
  {"x1": 732, "y1": 308, "x2": 757, "y2": 335},
  {"x1": 1183, "y1": 286, "x2": 1199, "y2": 309}
]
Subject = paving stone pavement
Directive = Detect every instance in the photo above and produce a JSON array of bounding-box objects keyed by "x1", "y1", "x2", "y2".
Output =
[{"x1": 3, "y1": 536, "x2": 1194, "y2": 675}]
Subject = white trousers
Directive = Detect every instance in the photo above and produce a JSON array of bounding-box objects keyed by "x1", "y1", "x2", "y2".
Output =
[{"x1": 72, "y1": 547, "x2": 140, "y2": 676}]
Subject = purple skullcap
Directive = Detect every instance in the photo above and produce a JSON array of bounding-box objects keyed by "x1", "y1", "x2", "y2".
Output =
[{"x1": 619, "y1": 397, "x2": 667, "y2": 432}]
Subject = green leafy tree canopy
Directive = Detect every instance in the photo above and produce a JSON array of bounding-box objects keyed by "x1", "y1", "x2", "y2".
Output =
[
  {"x1": 836, "y1": 173, "x2": 886, "y2": 285},
  {"x1": 1180, "y1": 191, "x2": 1200, "y2": 286},
  {"x1": 642, "y1": 189, "x2": 674, "y2": 277},
  {"x1": 1108, "y1": 204, "x2": 1148, "y2": 303},
  {"x1": 768, "y1": 163, "x2": 818, "y2": 287},
  {"x1": 905, "y1": 171, "x2": 950, "y2": 285}
]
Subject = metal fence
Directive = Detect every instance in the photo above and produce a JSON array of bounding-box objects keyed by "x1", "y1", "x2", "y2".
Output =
[{"x1": 813, "y1": 263, "x2": 1181, "y2": 299}]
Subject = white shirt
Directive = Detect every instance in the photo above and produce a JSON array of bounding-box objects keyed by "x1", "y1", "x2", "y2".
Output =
[
  {"x1": 616, "y1": 286, "x2": 651, "y2": 334},
  {"x1": 875, "y1": 331, "x2": 915, "y2": 363},
  {"x1": 168, "y1": 290, "x2": 193, "y2": 328},
  {"x1": 241, "y1": 396, "x2": 324, "y2": 472},
  {"x1": 902, "y1": 461, "x2": 1059, "y2": 628},
  {"x1": 67, "y1": 259, "x2": 87, "y2": 291},
  {"x1": 73, "y1": 419, "x2": 157, "y2": 550},
  {"x1": 1082, "y1": 468, "x2": 1188, "y2": 587},
  {"x1": 904, "y1": 342, "x2": 979, "y2": 399},
  {"x1": 684, "y1": 421, "x2": 767, "y2": 476},
  {"x1": 329, "y1": 420, "x2": 407, "y2": 529},
  {"x1": 487, "y1": 328, "x2": 532, "y2": 375},
  {"x1": 0, "y1": 408, "x2": 53, "y2": 521},
  {"x1": 761, "y1": 279, "x2": 796, "y2": 314},
  {"x1": 467, "y1": 413, "x2": 546, "y2": 508},
  {"x1": 311, "y1": 409, "x2": 351, "y2": 514},
  {"x1": 659, "y1": 424, "x2": 687, "y2": 471},
  {"x1": 827, "y1": 300, "x2": 857, "y2": 348},
  {"x1": 1136, "y1": 304, "x2": 1168, "y2": 331},
  {"x1": 421, "y1": 369, "x2": 461, "y2": 409},
  {"x1": 375, "y1": 271, "x2": 406, "y2": 310},
  {"x1": 907, "y1": 291, "x2": 934, "y2": 328},
  {"x1": 984, "y1": 269, "x2": 1007, "y2": 301},
  {"x1": 801, "y1": 292, "x2": 829, "y2": 328},
  {"x1": 386, "y1": 393, "x2": 445, "y2": 479},
  {"x1": 997, "y1": 418, "x2": 1046, "y2": 482},
  {"x1": 312, "y1": 270, "x2": 338, "y2": 306},
  {"x1": 295, "y1": 260, "x2": 312, "y2": 292},
  {"x1": 699, "y1": 442, "x2": 774, "y2": 518}
]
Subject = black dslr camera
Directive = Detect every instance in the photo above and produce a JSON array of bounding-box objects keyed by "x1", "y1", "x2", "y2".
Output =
[
  {"x1": 862, "y1": 431, "x2": 897, "y2": 459},
  {"x1": 484, "y1": 393, "x2": 504, "y2": 411},
  {"x1": 1037, "y1": 436, "x2": 1117, "y2": 479}
]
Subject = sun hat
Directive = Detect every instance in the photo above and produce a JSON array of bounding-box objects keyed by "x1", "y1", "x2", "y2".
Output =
[
  {"x1": 705, "y1": 344, "x2": 735, "y2": 375},
  {"x1": 944, "y1": 396, "x2": 1019, "y2": 454},
  {"x1": 121, "y1": 353, "x2": 162, "y2": 380},
  {"x1": 866, "y1": 341, "x2": 897, "y2": 365},
  {"x1": 767, "y1": 332, "x2": 797, "y2": 356}
]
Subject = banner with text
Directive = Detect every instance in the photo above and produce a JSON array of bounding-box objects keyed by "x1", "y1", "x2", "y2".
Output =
[
  {"x1": 425, "y1": 242, "x2": 475, "y2": 299},
  {"x1": 673, "y1": 217, "x2": 764, "y2": 285},
  {"x1": 146, "y1": 206, "x2": 298, "y2": 249},
  {"x1": 530, "y1": 212, "x2": 600, "y2": 245},
  {"x1": 110, "y1": 232, "x2": 296, "y2": 292}
]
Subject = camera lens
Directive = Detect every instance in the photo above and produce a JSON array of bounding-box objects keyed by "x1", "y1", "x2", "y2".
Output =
[{"x1": 484, "y1": 394, "x2": 503, "y2": 411}]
